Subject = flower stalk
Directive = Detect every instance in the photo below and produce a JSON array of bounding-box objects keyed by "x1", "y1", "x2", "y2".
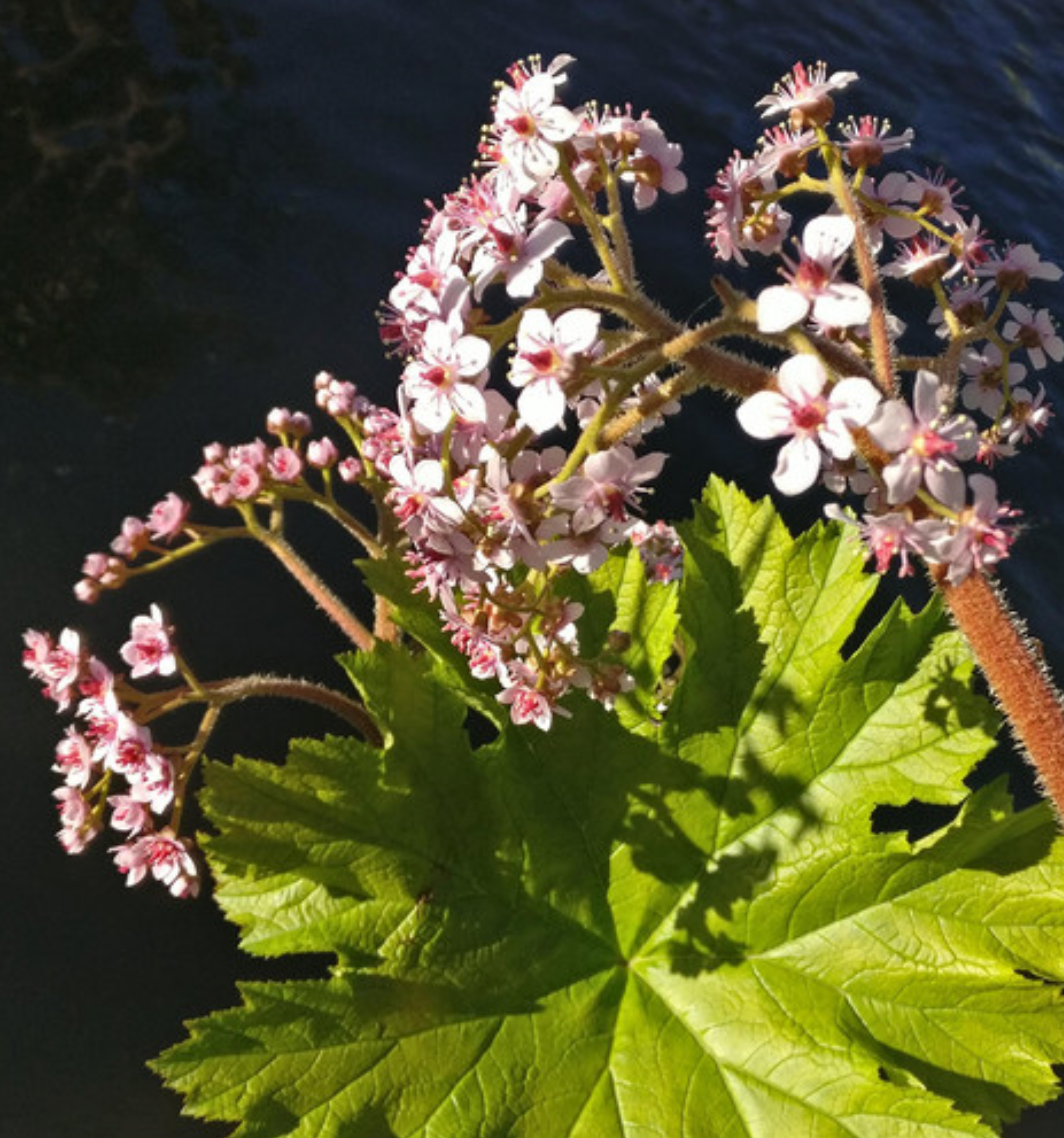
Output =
[{"x1": 939, "y1": 571, "x2": 1064, "y2": 815}]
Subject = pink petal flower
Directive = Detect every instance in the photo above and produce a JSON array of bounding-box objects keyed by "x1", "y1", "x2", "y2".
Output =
[
  {"x1": 147, "y1": 493, "x2": 190, "y2": 542},
  {"x1": 120, "y1": 604, "x2": 177, "y2": 679}
]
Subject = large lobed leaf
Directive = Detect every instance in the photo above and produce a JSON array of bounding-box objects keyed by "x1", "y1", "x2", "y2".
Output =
[{"x1": 154, "y1": 479, "x2": 1064, "y2": 1136}]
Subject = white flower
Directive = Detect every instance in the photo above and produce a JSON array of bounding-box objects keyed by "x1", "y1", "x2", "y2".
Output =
[
  {"x1": 736, "y1": 354, "x2": 880, "y2": 495},
  {"x1": 756, "y1": 214, "x2": 871, "y2": 333},
  {"x1": 510, "y1": 308, "x2": 601, "y2": 434},
  {"x1": 401, "y1": 318, "x2": 490, "y2": 433},
  {"x1": 492, "y1": 68, "x2": 579, "y2": 193}
]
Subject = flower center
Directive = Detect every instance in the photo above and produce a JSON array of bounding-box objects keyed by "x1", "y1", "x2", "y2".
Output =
[
  {"x1": 913, "y1": 428, "x2": 956, "y2": 459},
  {"x1": 793, "y1": 258, "x2": 831, "y2": 296},
  {"x1": 423, "y1": 364, "x2": 454, "y2": 390},
  {"x1": 507, "y1": 112, "x2": 537, "y2": 139},
  {"x1": 791, "y1": 399, "x2": 827, "y2": 432}
]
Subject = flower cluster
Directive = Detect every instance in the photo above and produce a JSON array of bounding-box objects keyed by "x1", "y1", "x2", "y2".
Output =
[
  {"x1": 373, "y1": 54, "x2": 689, "y2": 728},
  {"x1": 74, "y1": 388, "x2": 383, "y2": 604},
  {"x1": 22, "y1": 614, "x2": 199, "y2": 898},
  {"x1": 715, "y1": 61, "x2": 1059, "y2": 583},
  {"x1": 25, "y1": 56, "x2": 1063, "y2": 905}
]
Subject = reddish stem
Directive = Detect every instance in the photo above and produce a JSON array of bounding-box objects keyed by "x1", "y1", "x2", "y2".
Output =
[{"x1": 939, "y1": 570, "x2": 1064, "y2": 817}]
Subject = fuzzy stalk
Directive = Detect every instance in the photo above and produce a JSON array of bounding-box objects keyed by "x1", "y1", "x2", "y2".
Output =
[
  {"x1": 252, "y1": 522, "x2": 375, "y2": 652},
  {"x1": 939, "y1": 570, "x2": 1064, "y2": 818},
  {"x1": 205, "y1": 674, "x2": 383, "y2": 747}
]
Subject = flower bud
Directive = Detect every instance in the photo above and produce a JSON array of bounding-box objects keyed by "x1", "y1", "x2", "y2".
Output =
[{"x1": 307, "y1": 437, "x2": 339, "y2": 468}]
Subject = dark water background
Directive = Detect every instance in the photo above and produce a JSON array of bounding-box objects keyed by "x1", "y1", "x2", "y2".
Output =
[{"x1": 4, "y1": 1, "x2": 1064, "y2": 1134}]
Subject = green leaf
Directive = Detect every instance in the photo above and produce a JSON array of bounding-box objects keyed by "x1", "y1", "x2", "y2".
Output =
[
  {"x1": 359, "y1": 553, "x2": 508, "y2": 729},
  {"x1": 154, "y1": 479, "x2": 1064, "y2": 1137},
  {"x1": 587, "y1": 545, "x2": 679, "y2": 735}
]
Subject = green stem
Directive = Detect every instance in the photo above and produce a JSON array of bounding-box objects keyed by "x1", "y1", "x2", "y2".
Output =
[
  {"x1": 601, "y1": 158, "x2": 635, "y2": 284},
  {"x1": 169, "y1": 703, "x2": 221, "y2": 833},
  {"x1": 556, "y1": 158, "x2": 626, "y2": 292}
]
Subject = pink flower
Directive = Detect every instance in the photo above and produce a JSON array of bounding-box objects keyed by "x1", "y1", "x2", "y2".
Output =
[
  {"x1": 469, "y1": 208, "x2": 572, "y2": 300},
  {"x1": 81, "y1": 690, "x2": 130, "y2": 768},
  {"x1": 111, "y1": 516, "x2": 149, "y2": 558},
  {"x1": 867, "y1": 370, "x2": 979, "y2": 505},
  {"x1": 314, "y1": 372, "x2": 363, "y2": 418},
  {"x1": 147, "y1": 492, "x2": 190, "y2": 542},
  {"x1": 932, "y1": 473, "x2": 1018, "y2": 584},
  {"x1": 54, "y1": 786, "x2": 101, "y2": 854},
  {"x1": 74, "y1": 578, "x2": 102, "y2": 604},
  {"x1": 22, "y1": 627, "x2": 84, "y2": 710},
  {"x1": 268, "y1": 445, "x2": 304, "y2": 482},
  {"x1": 629, "y1": 520, "x2": 684, "y2": 583},
  {"x1": 856, "y1": 172, "x2": 921, "y2": 251},
  {"x1": 839, "y1": 115, "x2": 913, "y2": 167},
  {"x1": 900, "y1": 168, "x2": 967, "y2": 228},
  {"x1": 736, "y1": 354, "x2": 881, "y2": 495},
  {"x1": 112, "y1": 831, "x2": 200, "y2": 898},
  {"x1": 932, "y1": 279, "x2": 994, "y2": 337},
  {"x1": 754, "y1": 125, "x2": 817, "y2": 179},
  {"x1": 402, "y1": 318, "x2": 491, "y2": 433},
  {"x1": 607, "y1": 112, "x2": 687, "y2": 209},
  {"x1": 266, "y1": 407, "x2": 312, "y2": 438},
  {"x1": 337, "y1": 456, "x2": 363, "y2": 483},
  {"x1": 228, "y1": 461, "x2": 264, "y2": 501},
  {"x1": 882, "y1": 235, "x2": 952, "y2": 286},
  {"x1": 108, "y1": 794, "x2": 151, "y2": 835},
  {"x1": 120, "y1": 604, "x2": 177, "y2": 679},
  {"x1": 975, "y1": 242, "x2": 1063, "y2": 291},
  {"x1": 106, "y1": 717, "x2": 158, "y2": 781},
  {"x1": 550, "y1": 446, "x2": 665, "y2": 534},
  {"x1": 306, "y1": 438, "x2": 339, "y2": 469},
  {"x1": 474, "y1": 448, "x2": 561, "y2": 572},
  {"x1": 756, "y1": 215, "x2": 871, "y2": 333},
  {"x1": 705, "y1": 150, "x2": 791, "y2": 265},
  {"x1": 53, "y1": 727, "x2": 98, "y2": 789},
  {"x1": 496, "y1": 673, "x2": 557, "y2": 728},
  {"x1": 385, "y1": 454, "x2": 464, "y2": 540},
  {"x1": 128, "y1": 751, "x2": 176, "y2": 814},
  {"x1": 959, "y1": 343, "x2": 1026, "y2": 418},
  {"x1": 490, "y1": 56, "x2": 579, "y2": 192},
  {"x1": 756, "y1": 61, "x2": 858, "y2": 129},
  {"x1": 826, "y1": 505, "x2": 946, "y2": 578},
  {"x1": 1002, "y1": 303, "x2": 1064, "y2": 370},
  {"x1": 510, "y1": 307, "x2": 601, "y2": 433},
  {"x1": 1001, "y1": 385, "x2": 1053, "y2": 447}
]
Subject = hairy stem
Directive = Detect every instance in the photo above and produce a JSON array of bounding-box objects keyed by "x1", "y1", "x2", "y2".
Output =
[
  {"x1": 243, "y1": 511, "x2": 375, "y2": 652},
  {"x1": 823, "y1": 142, "x2": 898, "y2": 397},
  {"x1": 205, "y1": 674, "x2": 383, "y2": 747},
  {"x1": 939, "y1": 570, "x2": 1064, "y2": 819}
]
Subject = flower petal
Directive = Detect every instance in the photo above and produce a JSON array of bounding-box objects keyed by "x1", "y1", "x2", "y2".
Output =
[
  {"x1": 803, "y1": 213, "x2": 855, "y2": 261},
  {"x1": 867, "y1": 399, "x2": 915, "y2": 451},
  {"x1": 829, "y1": 377, "x2": 881, "y2": 426},
  {"x1": 813, "y1": 283, "x2": 872, "y2": 329},
  {"x1": 736, "y1": 390, "x2": 794, "y2": 440},
  {"x1": 518, "y1": 380, "x2": 566, "y2": 434},
  {"x1": 882, "y1": 452, "x2": 921, "y2": 504},
  {"x1": 772, "y1": 435, "x2": 821, "y2": 495},
  {"x1": 777, "y1": 354, "x2": 827, "y2": 403},
  {"x1": 757, "y1": 285, "x2": 810, "y2": 333}
]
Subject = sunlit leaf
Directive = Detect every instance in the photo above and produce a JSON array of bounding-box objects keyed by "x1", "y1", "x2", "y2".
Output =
[{"x1": 154, "y1": 480, "x2": 1064, "y2": 1137}]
